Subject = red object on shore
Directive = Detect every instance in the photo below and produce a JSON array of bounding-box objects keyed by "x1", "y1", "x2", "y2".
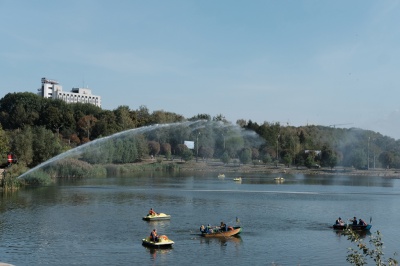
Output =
[{"x1": 7, "y1": 153, "x2": 17, "y2": 164}]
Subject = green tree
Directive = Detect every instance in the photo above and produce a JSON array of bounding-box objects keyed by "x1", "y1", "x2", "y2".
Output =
[
  {"x1": 175, "y1": 144, "x2": 188, "y2": 157},
  {"x1": 225, "y1": 134, "x2": 244, "y2": 158},
  {"x1": 199, "y1": 146, "x2": 214, "y2": 161},
  {"x1": 239, "y1": 148, "x2": 252, "y2": 165},
  {"x1": 0, "y1": 92, "x2": 43, "y2": 130},
  {"x1": 92, "y1": 110, "x2": 119, "y2": 138},
  {"x1": 181, "y1": 149, "x2": 193, "y2": 162},
  {"x1": 31, "y1": 126, "x2": 63, "y2": 166},
  {"x1": 41, "y1": 104, "x2": 64, "y2": 134},
  {"x1": 346, "y1": 229, "x2": 398, "y2": 266},
  {"x1": 304, "y1": 152, "x2": 316, "y2": 168},
  {"x1": 379, "y1": 151, "x2": 395, "y2": 169},
  {"x1": 350, "y1": 149, "x2": 367, "y2": 169},
  {"x1": 189, "y1": 113, "x2": 211, "y2": 121},
  {"x1": 115, "y1": 105, "x2": 135, "y2": 131},
  {"x1": 321, "y1": 145, "x2": 339, "y2": 169},
  {"x1": 283, "y1": 153, "x2": 292, "y2": 167},
  {"x1": 131, "y1": 105, "x2": 151, "y2": 127},
  {"x1": 9, "y1": 127, "x2": 34, "y2": 166},
  {"x1": 0, "y1": 124, "x2": 10, "y2": 165},
  {"x1": 261, "y1": 153, "x2": 272, "y2": 165},
  {"x1": 221, "y1": 151, "x2": 231, "y2": 165},
  {"x1": 135, "y1": 134, "x2": 149, "y2": 160},
  {"x1": 150, "y1": 110, "x2": 185, "y2": 124},
  {"x1": 148, "y1": 140, "x2": 160, "y2": 156}
]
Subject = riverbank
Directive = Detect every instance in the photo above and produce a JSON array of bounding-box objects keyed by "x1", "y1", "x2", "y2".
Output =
[{"x1": 149, "y1": 159, "x2": 400, "y2": 178}]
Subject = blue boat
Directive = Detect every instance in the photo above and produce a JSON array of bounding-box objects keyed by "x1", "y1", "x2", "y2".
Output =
[{"x1": 332, "y1": 224, "x2": 372, "y2": 231}]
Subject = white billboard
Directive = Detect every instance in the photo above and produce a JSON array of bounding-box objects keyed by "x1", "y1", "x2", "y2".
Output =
[{"x1": 184, "y1": 141, "x2": 194, "y2": 149}]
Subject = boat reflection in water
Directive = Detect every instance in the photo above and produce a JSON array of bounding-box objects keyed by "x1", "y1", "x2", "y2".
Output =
[
  {"x1": 333, "y1": 229, "x2": 371, "y2": 239},
  {"x1": 143, "y1": 245, "x2": 173, "y2": 261}
]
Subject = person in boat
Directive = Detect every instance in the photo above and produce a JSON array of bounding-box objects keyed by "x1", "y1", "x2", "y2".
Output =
[
  {"x1": 352, "y1": 217, "x2": 358, "y2": 225},
  {"x1": 206, "y1": 224, "x2": 213, "y2": 233},
  {"x1": 220, "y1": 222, "x2": 227, "y2": 232},
  {"x1": 358, "y1": 218, "x2": 367, "y2": 226},
  {"x1": 150, "y1": 229, "x2": 159, "y2": 242},
  {"x1": 200, "y1": 225, "x2": 206, "y2": 233},
  {"x1": 335, "y1": 217, "x2": 345, "y2": 225},
  {"x1": 149, "y1": 208, "x2": 157, "y2": 216}
]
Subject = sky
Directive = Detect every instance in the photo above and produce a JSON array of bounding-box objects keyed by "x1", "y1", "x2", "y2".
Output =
[{"x1": 1, "y1": 0, "x2": 400, "y2": 139}]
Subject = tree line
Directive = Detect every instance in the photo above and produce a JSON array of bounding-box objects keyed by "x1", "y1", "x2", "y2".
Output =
[{"x1": 1, "y1": 92, "x2": 400, "y2": 172}]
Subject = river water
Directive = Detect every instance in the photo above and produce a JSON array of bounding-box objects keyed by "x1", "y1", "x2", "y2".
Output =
[{"x1": 1, "y1": 172, "x2": 400, "y2": 265}]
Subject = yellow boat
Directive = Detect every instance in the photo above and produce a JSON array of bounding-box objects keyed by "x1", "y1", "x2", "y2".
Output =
[{"x1": 142, "y1": 235, "x2": 174, "y2": 248}]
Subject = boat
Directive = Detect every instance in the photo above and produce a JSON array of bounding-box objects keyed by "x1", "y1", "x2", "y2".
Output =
[
  {"x1": 142, "y1": 213, "x2": 171, "y2": 221},
  {"x1": 332, "y1": 224, "x2": 372, "y2": 231},
  {"x1": 142, "y1": 235, "x2": 174, "y2": 248},
  {"x1": 200, "y1": 226, "x2": 242, "y2": 238},
  {"x1": 217, "y1": 173, "x2": 225, "y2": 178},
  {"x1": 274, "y1": 177, "x2": 285, "y2": 181},
  {"x1": 233, "y1": 177, "x2": 242, "y2": 182}
]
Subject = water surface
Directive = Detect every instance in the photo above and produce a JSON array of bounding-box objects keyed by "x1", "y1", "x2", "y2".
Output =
[{"x1": 1, "y1": 172, "x2": 399, "y2": 265}]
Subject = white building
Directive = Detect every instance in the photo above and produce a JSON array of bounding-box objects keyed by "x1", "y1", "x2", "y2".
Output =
[{"x1": 38, "y1": 77, "x2": 101, "y2": 107}]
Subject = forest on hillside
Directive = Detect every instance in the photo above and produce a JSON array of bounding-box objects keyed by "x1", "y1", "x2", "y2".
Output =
[{"x1": 1, "y1": 92, "x2": 400, "y2": 173}]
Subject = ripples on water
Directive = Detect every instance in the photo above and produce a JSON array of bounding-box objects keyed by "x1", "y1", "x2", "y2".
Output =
[{"x1": 1, "y1": 174, "x2": 400, "y2": 265}]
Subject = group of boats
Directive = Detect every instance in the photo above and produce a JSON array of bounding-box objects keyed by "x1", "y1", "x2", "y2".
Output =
[
  {"x1": 218, "y1": 173, "x2": 242, "y2": 182},
  {"x1": 142, "y1": 210, "x2": 242, "y2": 248},
  {"x1": 219, "y1": 174, "x2": 285, "y2": 183}
]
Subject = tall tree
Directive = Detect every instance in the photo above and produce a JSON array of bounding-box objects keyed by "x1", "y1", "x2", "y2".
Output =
[
  {"x1": 9, "y1": 127, "x2": 34, "y2": 166},
  {"x1": 78, "y1": 115, "x2": 98, "y2": 140},
  {"x1": 0, "y1": 124, "x2": 10, "y2": 165},
  {"x1": 239, "y1": 148, "x2": 252, "y2": 165}
]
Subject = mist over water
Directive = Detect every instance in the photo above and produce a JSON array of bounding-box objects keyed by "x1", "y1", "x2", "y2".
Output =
[{"x1": 18, "y1": 120, "x2": 264, "y2": 179}]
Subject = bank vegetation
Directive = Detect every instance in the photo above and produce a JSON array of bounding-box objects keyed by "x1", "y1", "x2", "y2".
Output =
[{"x1": 1, "y1": 92, "x2": 400, "y2": 187}]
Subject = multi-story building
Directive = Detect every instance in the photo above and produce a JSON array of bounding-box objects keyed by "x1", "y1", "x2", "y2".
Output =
[{"x1": 37, "y1": 77, "x2": 101, "y2": 107}]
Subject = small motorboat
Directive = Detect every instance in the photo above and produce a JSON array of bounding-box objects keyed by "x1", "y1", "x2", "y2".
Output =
[
  {"x1": 217, "y1": 173, "x2": 225, "y2": 178},
  {"x1": 142, "y1": 213, "x2": 171, "y2": 221},
  {"x1": 142, "y1": 235, "x2": 174, "y2": 248},
  {"x1": 233, "y1": 177, "x2": 242, "y2": 182},
  {"x1": 200, "y1": 226, "x2": 242, "y2": 238},
  {"x1": 274, "y1": 177, "x2": 285, "y2": 181}
]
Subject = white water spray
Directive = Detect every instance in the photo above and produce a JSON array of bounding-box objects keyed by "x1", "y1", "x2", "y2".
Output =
[{"x1": 18, "y1": 119, "x2": 264, "y2": 179}]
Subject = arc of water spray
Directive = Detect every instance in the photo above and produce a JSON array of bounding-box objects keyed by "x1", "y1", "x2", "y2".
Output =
[
  {"x1": 18, "y1": 119, "x2": 264, "y2": 179},
  {"x1": 18, "y1": 120, "x2": 205, "y2": 179}
]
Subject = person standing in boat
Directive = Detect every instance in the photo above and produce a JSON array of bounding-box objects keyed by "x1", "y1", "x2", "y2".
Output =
[{"x1": 150, "y1": 229, "x2": 159, "y2": 242}]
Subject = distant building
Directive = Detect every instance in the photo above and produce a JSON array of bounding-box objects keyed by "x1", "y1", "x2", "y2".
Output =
[{"x1": 37, "y1": 77, "x2": 101, "y2": 107}]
